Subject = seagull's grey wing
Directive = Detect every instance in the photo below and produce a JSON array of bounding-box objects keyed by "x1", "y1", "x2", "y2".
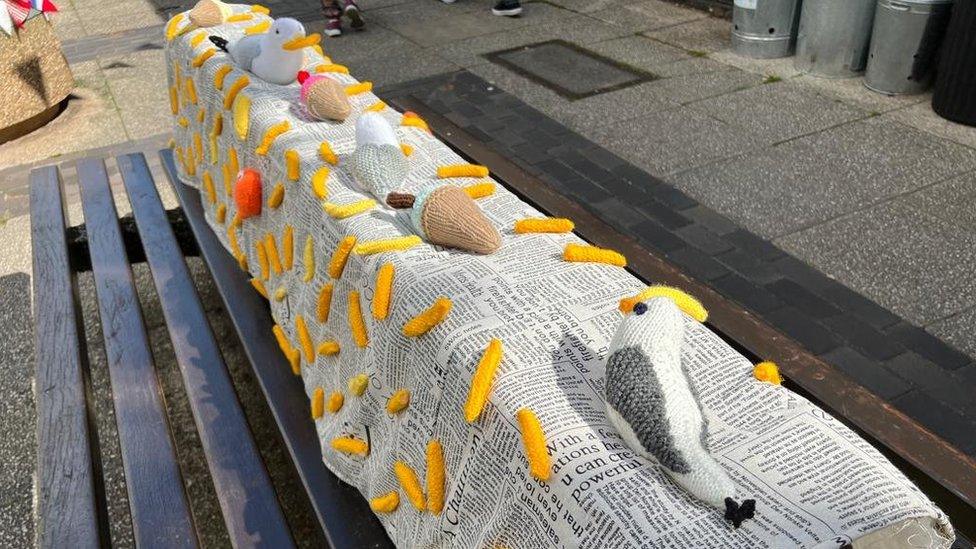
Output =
[{"x1": 229, "y1": 35, "x2": 262, "y2": 72}]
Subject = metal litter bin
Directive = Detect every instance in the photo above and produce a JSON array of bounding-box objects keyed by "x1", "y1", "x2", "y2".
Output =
[
  {"x1": 732, "y1": 0, "x2": 804, "y2": 59},
  {"x1": 795, "y1": 0, "x2": 878, "y2": 77},
  {"x1": 932, "y1": 0, "x2": 976, "y2": 126},
  {"x1": 865, "y1": 0, "x2": 953, "y2": 95}
]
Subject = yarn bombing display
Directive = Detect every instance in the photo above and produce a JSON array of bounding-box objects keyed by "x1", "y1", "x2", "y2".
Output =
[
  {"x1": 605, "y1": 294, "x2": 756, "y2": 528},
  {"x1": 165, "y1": 5, "x2": 955, "y2": 546}
]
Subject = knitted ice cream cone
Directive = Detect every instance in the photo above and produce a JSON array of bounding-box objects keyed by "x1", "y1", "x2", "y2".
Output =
[
  {"x1": 387, "y1": 186, "x2": 501, "y2": 255},
  {"x1": 189, "y1": 0, "x2": 231, "y2": 27},
  {"x1": 298, "y1": 71, "x2": 350, "y2": 121}
]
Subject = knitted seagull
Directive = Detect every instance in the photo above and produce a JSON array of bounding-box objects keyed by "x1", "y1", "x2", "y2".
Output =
[
  {"x1": 605, "y1": 296, "x2": 756, "y2": 528},
  {"x1": 209, "y1": 18, "x2": 320, "y2": 85}
]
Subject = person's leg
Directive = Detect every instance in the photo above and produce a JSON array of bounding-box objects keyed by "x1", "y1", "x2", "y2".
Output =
[
  {"x1": 491, "y1": 0, "x2": 521, "y2": 16},
  {"x1": 321, "y1": 0, "x2": 343, "y2": 36},
  {"x1": 344, "y1": 0, "x2": 365, "y2": 30}
]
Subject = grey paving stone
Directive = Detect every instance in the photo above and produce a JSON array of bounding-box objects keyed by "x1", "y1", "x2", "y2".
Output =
[
  {"x1": 925, "y1": 307, "x2": 976, "y2": 361},
  {"x1": 690, "y1": 80, "x2": 867, "y2": 144},
  {"x1": 644, "y1": 65, "x2": 764, "y2": 105},
  {"x1": 546, "y1": 81, "x2": 680, "y2": 132},
  {"x1": 778, "y1": 199, "x2": 976, "y2": 326},
  {"x1": 588, "y1": 0, "x2": 706, "y2": 32},
  {"x1": 885, "y1": 352, "x2": 976, "y2": 417},
  {"x1": 576, "y1": 107, "x2": 768, "y2": 177},
  {"x1": 642, "y1": 12, "x2": 731, "y2": 53},
  {"x1": 491, "y1": 41, "x2": 646, "y2": 97},
  {"x1": 821, "y1": 347, "x2": 911, "y2": 401},
  {"x1": 673, "y1": 117, "x2": 976, "y2": 239},
  {"x1": 905, "y1": 170, "x2": 976, "y2": 234},
  {"x1": 585, "y1": 35, "x2": 692, "y2": 73},
  {"x1": 544, "y1": 0, "x2": 643, "y2": 14}
]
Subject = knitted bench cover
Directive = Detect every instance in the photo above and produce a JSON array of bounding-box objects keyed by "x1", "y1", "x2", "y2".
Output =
[{"x1": 165, "y1": 6, "x2": 954, "y2": 547}]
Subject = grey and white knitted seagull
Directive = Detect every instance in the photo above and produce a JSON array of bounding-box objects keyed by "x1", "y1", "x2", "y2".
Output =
[
  {"x1": 605, "y1": 296, "x2": 756, "y2": 528},
  {"x1": 209, "y1": 18, "x2": 319, "y2": 85}
]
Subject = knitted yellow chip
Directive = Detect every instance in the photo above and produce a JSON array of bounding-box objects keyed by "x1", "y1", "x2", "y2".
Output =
[
  {"x1": 323, "y1": 199, "x2": 376, "y2": 219},
  {"x1": 311, "y1": 166, "x2": 330, "y2": 198},
  {"x1": 214, "y1": 65, "x2": 233, "y2": 90},
  {"x1": 303, "y1": 236, "x2": 315, "y2": 282},
  {"x1": 348, "y1": 373, "x2": 369, "y2": 396},
  {"x1": 273, "y1": 286, "x2": 287, "y2": 302},
  {"x1": 232, "y1": 94, "x2": 250, "y2": 140},
  {"x1": 371, "y1": 263, "x2": 394, "y2": 320},
  {"x1": 244, "y1": 20, "x2": 270, "y2": 34},
  {"x1": 169, "y1": 86, "x2": 178, "y2": 114},
  {"x1": 191, "y1": 48, "x2": 215, "y2": 68},
  {"x1": 317, "y1": 340, "x2": 339, "y2": 356},
  {"x1": 251, "y1": 4, "x2": 270, "y2": 14},
  {"x1": 193, "y1": 132, "x2": 204, "y2": 160},
  {"x1": 189, "y1": 31, "x2": 206, "y2": 47},
  {"x1": 464, "y1": 339, "x2": 503, "y2": 423},
  {"x1": 319, "y1": 142, "x2": 338, "y2": 165},
  {"x1": 400, "y1": 143, "x2": 413, "y2": 156},
  {"x1": 344, "y1": 81, "x2": 373, "y2": 96},
  {"x1": 364, "y1": 101, "x2": 386, "y2": 113},
  {"x1": 167, "y1": 137, "x2": 176, "y2": 149},
  {"x1": 618, "y1": 285, "x2": 709, "y2": 323},
  {"x1": 255, "y1": 120, "x2": 290, "y2": 155},
  {"x1": 517, "y1": 408, "x2": 551, "y2": 481},
  {"x1": 282, "y1": 225, "x2": 294, "y2": 270},
  {"x1": 184, "y1": 147, "x2": 197, "y2": 176},
  {"x1": 177, "y1": 116, "x2": 189, "y2": 128},
  {"x1": 202, "y1": 171, "x2": 216, "y2": 204},
  {"x1": 196, "y1": 108, "x2": 206, "y2": 124},
  {"x1": 249, "y1": 278, "x2": 268, "y2": 299},
  {"x1": 328, "y1": 235, "x2": 356, "y2": 278},
  {"x1": 285, "y1": 149, "x2": 300, "y2": 181},
  {"x1": 348, "y1": 291, "x2": 369, "y2": 348},
  {"x1": 226, "y1": 12, "x2": 253, "y2": 22},
  {"x1": 227, "y1": 146, "x2": 239, "y2": 177},
  {"x1": 238, "y1": 252, "x2": 249, "y2": 272},
  {"x1": 209, "y1": 134, "x2": 219, "y2": 165},
  {"x1": 332, "y1": 436, "x2": 369, "y2": 456},
  {"x1": 753, "y1": 361, "x2": 783, "y2": 385},
  {"x1": 295, "y1": 315, "x2": 314, "y2": 363},
  {"x1": 401, "y1": 116, "x2": 429, "y2": 132},
  {"x1": 316, "y1": 282, "x2": 334, "y2": 323},
  {"x1": 463, "y1": 182, "x2": 495, "y2": 199},
  {"x1": 437, "y1": 164, "x2": 489, "y2": 179},
  {"x1": 315, "y1": 63, "x2": 350, "y2": 74},
  {"x1": 370, "y1": 491, "x2": 398, "y2": 513},
  {"x1": 223, "y1": 75, "x2": 249, "y2": 109},
  {"x1": 165, "y1": 12, "x2": 185, "y2": 41},
  {"x1": 215, "y1": 203, "x2": 227, "y2": 224},
  {"x1": 265, "y1": 233, "x2": 283, "y2": 275},
  {"x1": 515, "y1": 217, "x2": 574, "y2": 234},
  {"x1": 394, "y1": 461, "x2": 425, "y2": 511},
  {"x1": 255, "y1": 240, "x2": 270, "y2": 280},
  {"x1": 402, "y1": 297, "x2": 452, "y2": 337},
  {"x1": 221, "y1": 163, "x2": 234, "y2": 196},
  {"x1": 386, "y1": 389, "x2": 410, "y2": 414},
  {"x1": 267, "y1": 182, "x2": 285, "y2": 209},
  {"x1": 227, "y1": 223, "x2": 240, "y2": 256},
  {"x1": 311, "y1": 44, "x2": 325, "y2": 58},
  {"x1": 272, "y1": 324, "x2": 300, "y2": 374},
  {"x1": 426, "y1": 440, "x2": 445, "y2": 515},
  {"x1": 326, "y1": 391, "x2": 344, "y2": 413},
  {"x1": 311, "y1": 387, "x2": 324, "y2": 419},
  {"x1": 353, "y1": 235, "x2": 422, "y2": 256},
  {"x1": 563, "y1": 243, "x2": 626, "y2": 267}
]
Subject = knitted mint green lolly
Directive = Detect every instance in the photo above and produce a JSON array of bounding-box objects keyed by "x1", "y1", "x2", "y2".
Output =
[
  {"x1": 351, "y1": 113, "x2": 408, "y2": 200},
  {"x1": 604, "y1": 297, "x2": 755, "y2": 527}
]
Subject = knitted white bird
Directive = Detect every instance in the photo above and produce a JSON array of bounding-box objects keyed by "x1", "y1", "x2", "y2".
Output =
[
  {"x1": 209, "y1": 18, "x2": 320, "y2": 85},
  {"x1": 605, "y1": 295, "x2": 756, "y2": 528}
]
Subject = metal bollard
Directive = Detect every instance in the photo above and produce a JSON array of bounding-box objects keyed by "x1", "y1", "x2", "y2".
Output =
[
  {"x1": 795, "y1": 0, "x2": 878, "y2": 78},
  {"x1": 732, "y1": 0, "x2": 804, "y2": 59},
  {"x1": 865, "y1": 0, "x2": 953, "y2": 95}
]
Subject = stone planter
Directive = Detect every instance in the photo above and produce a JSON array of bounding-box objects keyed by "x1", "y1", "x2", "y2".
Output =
[{"x1": 0, "y1": 14, "x2": 73, "y2": 144}]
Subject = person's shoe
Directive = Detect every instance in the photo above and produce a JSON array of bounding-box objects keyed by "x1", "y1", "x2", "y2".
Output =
[
  {"x1": 344, "y1": 0, "x2": 365, "y2": 30},
  {"x1": 491, "y1": 0, "x2": 521, "y2": 16},
  {"x1": 440, "y1": 0, "x2": 457, "y2": 4},
  {"x1": 324, "y1": 17, "x2": 342, "y2": 36}
]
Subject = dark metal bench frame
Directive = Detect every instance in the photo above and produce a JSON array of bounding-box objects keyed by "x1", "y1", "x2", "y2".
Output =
[{"x1": 31, "y1": 107, "x2": 975, "y2": 546}]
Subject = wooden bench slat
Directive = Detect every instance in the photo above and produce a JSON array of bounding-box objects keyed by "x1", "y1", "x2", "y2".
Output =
[
  {"x1": 76, "y1": 158, "x2": 197, "y2": 548},
  {"x1": 159, "y1": 150, "x2": 393, "y2": 548},
  {"x1": 116, "y1": 153, "x2": 295, "y2": 548},
  {"x1": 30, "y1": 166, "x2": 104, "y2": 548}
]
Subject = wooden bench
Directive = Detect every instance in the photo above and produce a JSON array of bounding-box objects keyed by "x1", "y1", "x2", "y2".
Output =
[
  {"x1": 31, "y1": 143, "x2": 976, "y2": 545},
  {"x1": 31, "y1": 152, "x2": 393, "y2": 548}
]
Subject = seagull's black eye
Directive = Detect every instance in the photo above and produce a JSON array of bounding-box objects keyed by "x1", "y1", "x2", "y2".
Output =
[{"x1": 633, "y1": 302, "x2": 648, "y2": 315}]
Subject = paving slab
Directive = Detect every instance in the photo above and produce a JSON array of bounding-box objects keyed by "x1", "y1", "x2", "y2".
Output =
[
  {"x1": 671, "y1": 117, "x2": 976, "y2": 239},
  {"x1": 585, "y1": 34, "x2": 697, "y2": 73},
  {"x1": 75, "y1": 3, "x2": 165, "y2": 35},
  {"x1": 926, "y1": 308, "x2": 976, "y2": 361},
  {"x1": 640, "y1": 63, "x2": 763, "y2": 104},
  {"x1": 543, "y1": 0, "x2": 642, "y2": 14},
  {"x1": 577, "y1": 106, "x2": 767, "y2": 176},
  {"x1": 777, "y1": 199, "x2": 976, "y2": 326},
  {"x1": 904, "y1": 170, "x2": 976, "y2": 233},
  {"x1": 643, "y1": 12, "x2": 730, "y2": 53},
  {"x1": 690, "y1": 80, "x2": 867, "y2": 143},
  {"x1": 885, "y1": 100, "x2": 976, "y2": 150},
  {"x1": 588, "y1": 0, "x2": 706, "y2": 32}
]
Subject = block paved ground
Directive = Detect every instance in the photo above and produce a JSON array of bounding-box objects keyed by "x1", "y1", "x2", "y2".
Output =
[{"x1": 2, "y1": 0, "x2": 976, "y2": 545}]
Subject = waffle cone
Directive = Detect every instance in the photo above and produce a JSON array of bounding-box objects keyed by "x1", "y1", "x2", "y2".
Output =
[
  {"x1": 421, "y1": 186, "x2": 500, "y2": 254},
  {"x1": 189, "y1": 0, "x2": 224, "y2": 27},
  {"x1": 307, "y1": 78, "x2": 351, "y2": 121}
]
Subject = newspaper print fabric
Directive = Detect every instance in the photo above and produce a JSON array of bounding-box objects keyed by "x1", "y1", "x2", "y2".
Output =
[{"x1": 165, "y1": 7, "x2": 954, "y2": 548}]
